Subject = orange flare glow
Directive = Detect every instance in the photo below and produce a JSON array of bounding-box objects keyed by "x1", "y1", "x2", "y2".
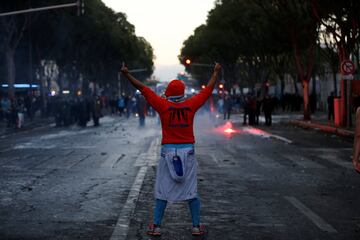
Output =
[
  {"x1": 224, "y1": 128, "x2": 235, "y2": 133},
  {"x1": 213, "y1": 121, "x2": 240, "y2": 138}
]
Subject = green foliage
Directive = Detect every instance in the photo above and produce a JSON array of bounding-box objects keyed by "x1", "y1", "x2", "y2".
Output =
[
  {"x1": 0, "y1": 0, "x2": 154, "y2": 91},
  {"x1": 180, "y1": 0, "x2": 296, "y2": 87},
  {"x1": 180, "y1": 0, "x2": 324, "y2": 88}
]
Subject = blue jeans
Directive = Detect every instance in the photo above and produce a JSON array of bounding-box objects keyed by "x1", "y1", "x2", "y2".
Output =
[{"x1": 153, "y1": 198, "x2": 200, "y2": 226}]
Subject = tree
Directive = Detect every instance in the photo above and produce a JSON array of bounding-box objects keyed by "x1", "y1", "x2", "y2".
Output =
[
  {"x1": 0, "y1": 1, "x2": 29, "y2": 99},
  {"x1": 1, "y1": 0, "x2": 154, "y2": 105},
  {"x1": 256, "y1": 0, "x2": 320, "y2": 120},
  {"x1": 312, "y1": 0, "x2": 360, "y2": 125},
  {"x1": 180, "y1": 0, "x2": 292, "y2": 93}
]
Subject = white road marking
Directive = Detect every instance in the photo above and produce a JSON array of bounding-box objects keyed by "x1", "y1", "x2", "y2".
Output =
[
  {"x1": 134, "y1": 138, "x2": 159, "y2": 167},
  {"x1": 109, "y1": 166, "x2": 147, "y2": 239},
  {"x1": 242, "y1": 126, "x2": 293, "y2": 144},
  {"x1": 110, "y1": 137, "x2": 159, "y2": 240},
  {"x1": 210, "y1": 153, "x2": 219, "y2": 164},
  {"x1": 284, "y1": 196, "x2": 337, "y2": 233},
  {"x1": 270, "y1": 134, "x2": 293, "y2": 144},
  {"x1": 133, "y1": 153, "x2": 147, "y2": 167},
  {"x1": 148, "y1": 138, "x2": 160, "y2": 167}
]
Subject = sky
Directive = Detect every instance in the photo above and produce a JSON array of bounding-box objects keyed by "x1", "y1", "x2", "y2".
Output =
[{"x1": 101, "y1": 0, "x2": 216, "y2": 82}]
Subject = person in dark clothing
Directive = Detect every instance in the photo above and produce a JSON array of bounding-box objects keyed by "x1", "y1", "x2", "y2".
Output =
[
  {"x1": 71, "y1": 97, "x2": 80, "y2": 124},
  {"x1": 255, "y1": 98, "x2": 261, "y2": 125},
  {"x1": 223, "y1": 95, "x2": 232, "y2": 120},
  {"x1": 90, "y1": 95, "x2": 102, "y2": 126},
  {"x1": 78, "y1": 97, "x2": 88, "y2": 127},
  {"x1": 118, "y1": 95, "x2": 126, "y2": 116},
  {"x1": 124, "y1": 95, "x2": 130, "y2": 118},
  {"x1": 54, "y1": 96, "x2": 62, "y2": 127},
  {"x1": 8, "y1": 98, "x2": 18, "y2": 128},
  {"x1": 327, "y1": 91, "x2": 335, "y2": 121},
  {"x1": 24, "y1": 95, "x2": 33, "y2": 121},
  {"x1": 62, "y1": 99, "x2": 72, "y2": 126},
  {"x1": 248, "y1": 95, "x2": 256, "y2": 125},
  {"x1": 136, "y1": 94, "x2": 147, "y2": 127},
  {"x1": 262, "y1": 94, "x2": 273, "y2": 126},
  {"x1": 243, "y1": 95, "x2": 250, "y2": 125},
  {"x1": 110, "y1": 96, "x2": 117, "y2": 115}
]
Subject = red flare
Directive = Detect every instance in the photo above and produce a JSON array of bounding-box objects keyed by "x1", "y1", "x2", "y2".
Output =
[{"x1": 213, "y1": 121, "x2": 240, "y2": 138}]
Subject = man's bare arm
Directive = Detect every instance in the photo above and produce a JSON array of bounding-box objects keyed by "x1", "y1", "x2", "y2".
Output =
[
  {"x1": 120, "y1": 66, "x2": 146, "y2": 90},
  {"x1": 207, "y1": 63, "x2": 222, "y2": 88}
]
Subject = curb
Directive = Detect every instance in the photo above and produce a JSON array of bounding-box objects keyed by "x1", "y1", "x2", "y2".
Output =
[{"x1": 289, "y1": 119, "x2": 354, "y2": 138}]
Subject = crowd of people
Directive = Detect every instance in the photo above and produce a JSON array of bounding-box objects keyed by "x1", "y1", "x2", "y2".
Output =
[
  {"x1": 0, "y1": 95, "x2": 40, "y2": 129},
  {"x1": 0, "y1": 92, "x2": 153, "y2": 129},
  {"x1": 215, "y1": 92, "x2": 279, "y2": 126},
  {"x1": 47, "y1": 92, "x2": 158, "y2": 128},
  {"x1": 0, "y1": 89, "x2": 346, "y2": 130},
  {"x1": 0, "y1": 90, "x2": 304, "y2": 130},
  {"x1": 49, "y1": 95, "x2": 102, "y2": 127}
]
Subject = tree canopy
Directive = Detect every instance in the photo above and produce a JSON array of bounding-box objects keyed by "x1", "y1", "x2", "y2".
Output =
[
  {"x1": 0, "y1": 0, "x2": 154, "y2": 98},
  {"x1": 180, "y1": 0, "x2": 360, "y2": 120}
]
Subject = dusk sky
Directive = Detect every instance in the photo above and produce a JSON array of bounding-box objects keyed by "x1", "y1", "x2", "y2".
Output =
[{"x1": 101, "y1": 0, "x2": 215, "y2": 81}]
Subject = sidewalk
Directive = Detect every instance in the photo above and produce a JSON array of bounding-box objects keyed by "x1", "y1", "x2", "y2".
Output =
[{"x1": 287, "y1": 113, "x2": 355, "y2": 138}]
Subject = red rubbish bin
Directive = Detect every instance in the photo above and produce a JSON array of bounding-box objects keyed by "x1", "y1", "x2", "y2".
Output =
[{"x1": 334, "y1": 97, "x2": 341, "y2": 126}]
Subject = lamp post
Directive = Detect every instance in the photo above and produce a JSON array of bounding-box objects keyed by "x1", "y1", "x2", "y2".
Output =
[{"x1": 0, "y1": 1, "x2": 83, "y2": 17}]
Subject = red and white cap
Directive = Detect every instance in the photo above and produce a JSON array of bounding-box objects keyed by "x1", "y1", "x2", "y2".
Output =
[{"x1": 165, "y1": 79, "x2": 185, "y2": 98}]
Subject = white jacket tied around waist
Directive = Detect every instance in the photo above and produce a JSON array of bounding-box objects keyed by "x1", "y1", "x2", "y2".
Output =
[{"x1": 155, "y1": 145, "x2": 198, "y2": 202}]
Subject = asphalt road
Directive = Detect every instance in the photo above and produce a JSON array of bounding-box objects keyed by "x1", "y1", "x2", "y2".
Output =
[{"x1": 0, "y1": 113, "x2": 359, "y2": 240}]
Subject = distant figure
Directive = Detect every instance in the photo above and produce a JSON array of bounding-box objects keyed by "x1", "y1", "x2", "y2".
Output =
[
  {"x1": 136, "y1": 94, "x2": 147, "y2": 127},
  {"x1": 327, "y1": 91, "x2": 335, "y2": 121},
  {"x1": 255, "y1": 97, "x2": 261, "y2": 125},
  {"x1": 17, "y1": 97, "x2": 25, "y2": 128},
  {"x1": 118, "y1": 95, "x2": 125, "y2": 116},
  {"x1": 1, "y1": 97, "x2": 10, "y2": 124},
  {"x1": 121, "y1": 62, "x2": 221, "y2": 237},
  {"x1": 8, "y1": 98, "x2": 18, "y2": 128},
  {"x1": 24, "y1": 95, "x2": 33, "y2": 121},
  {"x1": 92, "y1": 96, "x2": 102, "y2": 126},
  {"x1": 109, "y1": 96, "x2": 117, "y2": 115},
  {"x1": 262, "y1": 94, "x2": 273, "y2": 126},
  {"x1": 78, "y1": 97, "x2": 88, "y2": 127},
  {"x1": 248, "y1": 95, "x2": 257, "y2": 125},
  {"x1": 243, "y1": 94, "x2": 250, "y2": 125},
  {"x1": 126, "y1": 95, "x2": 134, "y2": 118},
  {"x1": 223, "y1": 95, "x2": 232, "y2": 120},
  {"x1": 217, "y1": 97, "x2": 224, "y2": 114}
]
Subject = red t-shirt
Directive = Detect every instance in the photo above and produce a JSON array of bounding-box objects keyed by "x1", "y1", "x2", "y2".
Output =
[{"x1": 141, "y1": 86, "x2": 213, "y2": 144}]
